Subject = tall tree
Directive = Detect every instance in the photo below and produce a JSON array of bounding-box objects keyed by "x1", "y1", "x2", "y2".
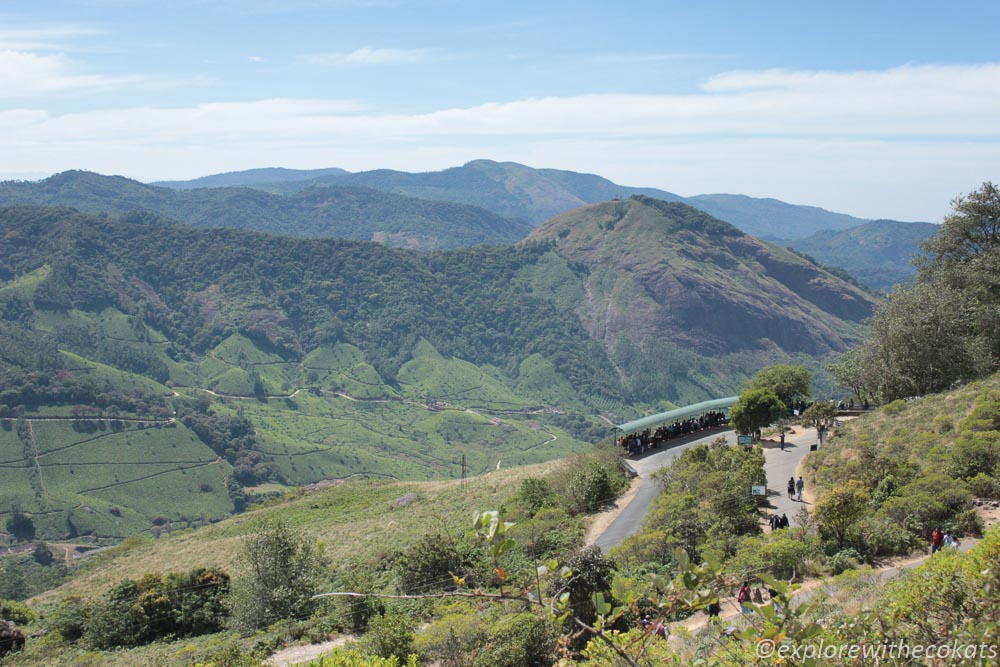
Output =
[
  {"x1": 730, "y1": 389, "x2": 785, "y2": 437},
  {"x1": 743, "y1": 365, "x2": 811, "y2": 408}
]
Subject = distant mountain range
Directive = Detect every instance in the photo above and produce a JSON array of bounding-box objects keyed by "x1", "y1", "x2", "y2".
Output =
[
  {"x1": 0, "y1": 170, "x2": 531, "y2": 249},
  {"x1": 153, "y1": 159, "x2": 929, "y2": 241},
  {"x1": 782, "y1": 220, "x2": 939, "y2": 292},
  {"x1": 5, "y1": 162, "x2": 936, "y2": 291}
]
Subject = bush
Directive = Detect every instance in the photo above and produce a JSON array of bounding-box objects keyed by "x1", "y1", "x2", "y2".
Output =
[
  {"x1": 563, "y1": 460, "x2": 626, "y2": 515},
  {"x1": 83, "y1": 568, "x2": 231, "y2": 649},
  {"x1": 357, "y1": 611, "x2": 415, "y2": 662},
  {"x1": 394, "y1": 533, "x2": 478, "y2": 594},
  {"x1": 968, "y1": 473, "x2": 1000, "y2": 499},
  {"x1": 827, "y1": 548, "x2": 863, "y2": 575},
  {"x1": 477, "y1": 612, "x2": 557, "y2": 667},
  {"x1": 882, "y1": 400, "x2": 907, "y2": 416},
  {"x1": 515, "y1": 478, "x2": 554, "y2": 515},
  {"x1": 42, "y1": 595, "x2": 90, "y2": 642},
  {"x1": 412, "y1": 611, "x2": 486, "y2": 667},
  {"x1": 878, "y1": 473, "x2": 972, "y2": 538},
  {"x1": 855, "y1": 516, "x2": 916, "y2": 558},
  {"x1": 727, "y1": 530, "x2": 819, "y2": 581},
  {"x1": 227, "y1": 518, "x2": 324, "y2": 634},
  {"x1": 0, "y1": 599, "x2": 34, "y2": 625}
]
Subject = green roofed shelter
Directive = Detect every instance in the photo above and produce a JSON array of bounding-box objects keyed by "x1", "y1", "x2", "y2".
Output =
[{"x1": 615, "y1": 396, "x2": 739, "y2": 435}]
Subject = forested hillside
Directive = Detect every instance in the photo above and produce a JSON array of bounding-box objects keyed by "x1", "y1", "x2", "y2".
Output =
[
  {"x1": 784, "y1": 219, "x2": 939, "y2": 291},
  {"x1": 0, "y1": 171, "x2": 531, "y2": 249},
  {"x1": 0, "y1": 200, "x2": 872, "y2": 539},
  {"x1": 527, "y1": 196, "x2": 873, "y2": 402}
]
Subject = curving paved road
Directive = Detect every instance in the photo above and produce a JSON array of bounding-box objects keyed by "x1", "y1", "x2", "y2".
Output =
[
  {"x1": 594, "y1": 424, "x2": 823, "y2": 552},
  {"x1": 594, "y1": 428, "x2": 738, "y2": 552}
]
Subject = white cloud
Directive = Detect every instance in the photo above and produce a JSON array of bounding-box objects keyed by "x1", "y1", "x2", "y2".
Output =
[
  {"x1": 247, "y1": 55, "x2": 266, "y2": 63},
  {"x1": 0, "y1": 25, "x2": 99, "y2": 51},
  {"x1": 3, "y1": 63, "x2": 998, "y2": 220},
  {"x1": 303, "y1": 46, "x2": 436, "y2": 66},
  {"x1": 0, "y1": 50, "x2": 138, "y2": 96}
]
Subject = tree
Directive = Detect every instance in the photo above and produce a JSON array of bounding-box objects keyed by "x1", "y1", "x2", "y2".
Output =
[
  {"x1": 800, "y1": 401, "x2": 838, "y2": 444},
  {"x1": 743, "y1": 364, "x2": 811, "y2": 409},
  {"x1": 5, "y1": 510, "x2": 34, "y2": 542},
  {"x1": 857, "y1": 282, "x2": 982, "y2": 401},
  {"x1": 729, "y1": 389, "x2": 785, "y2": 438},
  {"x1": 227, "y1": 518, "x2": 325, "y2": 634},
  {"x1": 813, "y1": 480, "x2": 869, "y2": 548},
  {"x1": 827, "y1": 348, "x2": 867, "y2": 400},
  {"x1": 854, "y1": 182, "x2": 1000, "y2": 402}
]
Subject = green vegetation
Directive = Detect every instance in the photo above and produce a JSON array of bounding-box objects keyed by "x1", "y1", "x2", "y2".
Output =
[
  {"x1": 729, "y1": 389, "x2": 785, "y2": 437},
  {"x1": 786, "y1": 219, "x2": 938, "y2": 291},
  {"x1": 0, "y1": 199, "x2": 874, "y2": 538},
  {"x1": 844, "y1": 181, "x2": 1000, "y2": 402},
  {"x1": 0, "y1": 171, "x2": 532, "y2": 249},
  {"x1": 806, "y1": 374, "x2": 1000, "y2": 557}
]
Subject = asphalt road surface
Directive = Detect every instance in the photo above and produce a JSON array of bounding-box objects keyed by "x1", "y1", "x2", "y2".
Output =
[{"x1": 594, "y1": 424, "x2": 823, "y2": 552}]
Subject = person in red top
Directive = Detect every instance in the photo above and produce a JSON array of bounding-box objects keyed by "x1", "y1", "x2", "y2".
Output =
[
  {"x1": 738, "y1": 581, "x2": 752, "y2": 614},
  {"x1": 931, "y1": 528, "x2": 944, "y2": 554}
]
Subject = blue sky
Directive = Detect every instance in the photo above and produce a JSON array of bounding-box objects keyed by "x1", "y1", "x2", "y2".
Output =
[{"x1": 1, "y1": 0, "x2": 998, "y2": 221}]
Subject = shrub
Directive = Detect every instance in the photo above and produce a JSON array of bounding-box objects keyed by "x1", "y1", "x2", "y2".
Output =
[
  {"x1": 412, "y1": 611, "x2": 486, "y2": 667},
  {"x1": 727, "y1": 530, "x2": 819, "y2": 581},
  {"x1": 227, "y1": 518, "x2": 324, "y2": 634},
  {"x1": 515, "y1": 478, "x2": 554, "y2": 515},
  {"x1": 0, "y1": 599, "x2": 34, "y2": 625},
  {"x1": 477, "y1": 612, "x2": 557, "y2": 667},
  {"x1": 42, "y1": 595, "x2": 90, "y2": 642},
  {"x1": 394, "y1": 533, "x2": 478, "y2": 594},
  {"x1": 83, "y1": 568, "x2": 231, "y2": 649},
  {"x1": 827, "y1": 548, "x2": 863, "y2": 575},
  {"x1": 563, "y1": 460, "x2": 626, "y2": 515},
  {"x1": 357, "y1": 611, "x2": 415, "y2": 662},
  {"x1": 855, "y1": 515, "x2": 916, "y2": 558},
  {"x1": 968, "y1": 473, "x2": 1000, "y2": 499},
  {"x1": 882, "y1": 400, "x2": 907, "y2": 416},
  {"x1": 948, "y1": 430, "x2": 1000, "y2": 480}
]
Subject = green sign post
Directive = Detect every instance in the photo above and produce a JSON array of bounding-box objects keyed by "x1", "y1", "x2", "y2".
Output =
[{"x1": 737, "y1": 435, "x2": 753, "y2": 445}]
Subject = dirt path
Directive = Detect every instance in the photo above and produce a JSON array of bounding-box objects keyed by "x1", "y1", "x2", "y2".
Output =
[{"x1": 267, "y1": 636, "x2": 353, "y2": 666}]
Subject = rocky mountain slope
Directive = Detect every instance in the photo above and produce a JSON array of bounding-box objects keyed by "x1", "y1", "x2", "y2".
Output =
[{"x1": 526, "y1": 196, "x2": 873, "y2": 401}]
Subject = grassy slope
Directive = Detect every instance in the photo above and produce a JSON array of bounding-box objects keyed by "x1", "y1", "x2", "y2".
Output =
[
  {"x1": 804, "y1": 372, "x2": 1000, "y2": 494},
  {"x1": 37, "y1": 459, "x2": 565, "y2": 599}
]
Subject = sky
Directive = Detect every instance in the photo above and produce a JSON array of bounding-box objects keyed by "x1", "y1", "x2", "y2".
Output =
[{"x1": 1, "y1": 0, "x2": 999, "y2": 222}]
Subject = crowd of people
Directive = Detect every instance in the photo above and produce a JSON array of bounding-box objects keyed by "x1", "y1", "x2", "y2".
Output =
[{"x1": 618, "y1": 411, "x2": 729, "y2": 456}]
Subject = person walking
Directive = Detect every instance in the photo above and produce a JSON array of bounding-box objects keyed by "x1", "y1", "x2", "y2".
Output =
[
  {"x1": 796, "y1": 476, "x2": 805, "y2": 502},
  {"x1": 787, "y1": 477, "x2": 795, "y2": 500},
  {"x1": 737, "y1": 581, "x2": 752, "y2": 614},
  {"x1": 780, "y1": 513, "x2": 789, "y2": 529},
  {"x1": 779, "y1": 430, "x2": 785, "y2": 451},
  {"x1": 931, "y1": 528, "x2": 944, "y2": 554}
]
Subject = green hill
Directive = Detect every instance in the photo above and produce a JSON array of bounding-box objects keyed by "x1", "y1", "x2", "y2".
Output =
[
  {"x1": 0, "y1": 202, "x2": 873, "y2": 539},
  {"x1": 0, "y1": 171, "x2": 532, "y2": 249},
  {"x1": 526, "y1": 196, "x2": 873, "y2": 402},
  {"x1": 783, "y1": 219, "x2": 939, "y2": 291}
]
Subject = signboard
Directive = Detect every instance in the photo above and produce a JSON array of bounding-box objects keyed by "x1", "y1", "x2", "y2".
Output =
[
  {"x1": 737, "y1": 435, "x2": 753, "y2": 445},
  {"x1": 751, "y1": 485, "x2": 767, "y2": 496}
]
